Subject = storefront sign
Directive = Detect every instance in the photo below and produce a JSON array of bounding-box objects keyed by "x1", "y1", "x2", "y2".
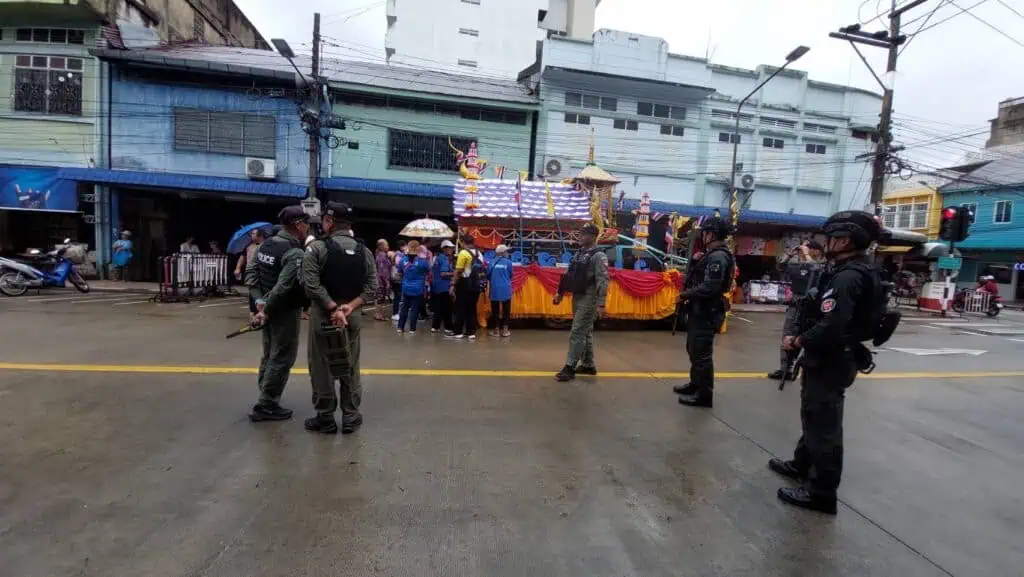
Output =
[
  {"x1": 0, "y1": 167, "x2": 78, "y2": 213},
  {"x1": 1015, "y1": 262, "x2": 1024, "y2": 271},
  {"x1": 937, "y1": 256, "x2": 962, "y2": 271}
]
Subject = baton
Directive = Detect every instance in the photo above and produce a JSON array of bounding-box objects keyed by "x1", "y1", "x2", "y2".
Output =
[{"x1": 225, "y1": 323, "x2": 263, "y2": 339}]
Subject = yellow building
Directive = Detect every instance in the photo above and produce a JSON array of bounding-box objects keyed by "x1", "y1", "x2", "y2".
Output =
[{"x1": 880, "y1": 186, "x2": 942, "y2": 239}]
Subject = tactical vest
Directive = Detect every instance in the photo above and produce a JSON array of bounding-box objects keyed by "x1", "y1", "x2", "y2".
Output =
[
  {"x1": 686, "y1": 247, "x2": 736, "y2": 298},
  {"x1": 807, "y1": 260, "x2": 899, "y2": 346},
  {"x1": 787, "y1": 261, "x2": 821, "y2": 297},
  {"x1": 321, "y1": 236, "x2": 368, "y2": 303},
  {"x1": 562, "y1": 247, "x2": 602, "y2": 294},
  {"x1": 256, "y1": 235, "x2": 306, "y2": 310}
]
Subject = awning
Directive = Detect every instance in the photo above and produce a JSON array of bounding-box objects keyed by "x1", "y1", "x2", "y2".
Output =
[
  {"x1": 620, "y1": 198, "x2": 827, "y2": 228},
  {"x1": 58, "y1": 168, "x2": 307, "y2": 198},
  {"x1": 320, "y1": 177, "x2": 452, "y2": 198}
]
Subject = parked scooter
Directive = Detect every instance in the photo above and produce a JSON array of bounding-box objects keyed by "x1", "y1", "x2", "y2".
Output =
[
  {"x1": 0, "y1": 239, "x2": 90, "y2": 297},
  {"x1": 950, "y1": 288, "x2": 1003, "y2": 317}
]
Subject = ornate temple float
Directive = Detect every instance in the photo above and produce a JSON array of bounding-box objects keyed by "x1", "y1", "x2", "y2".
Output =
[{"x1": 449, "y1": 140, "x2": 684, "y2": 325}]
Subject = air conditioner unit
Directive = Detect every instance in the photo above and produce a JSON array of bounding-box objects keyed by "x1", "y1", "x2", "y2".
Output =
[
  {"x1": 543, "y1": 156, "x2": 568, "y2": 178},
  {"x1": 245, "y1": 157, "x2": 276, "y2": 180}
]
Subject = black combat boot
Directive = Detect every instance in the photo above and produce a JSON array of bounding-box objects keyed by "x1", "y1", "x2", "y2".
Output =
[
  {"x1": 555, "y1": 365, "x2": 576, "y2": 382},
  {"x1": 768, "y1": 458, "x2": 807, "y2": 481},
  {"x1": 777, "y1": 486, "x2": 837, "y2": 515},
  {"x1": 678, "y1": 389, "x2": 713, "y2": 408},
  {"x1": 304, "y1": 414, "x2": 339, "y2": 434},
  {"x1": 672, "y1": 382, "x2": 697, "y2": 395},
  {"x1": 341, "y1": 413, "x2": 363, "y2": 434},
  {"x1": 249, "y1": 402, "x2": 293, "y2": 422},
  {"x1": 767, "y1": 369, "x2": 785, "y2": 380},
  {"x1": 575, "y1": 365, "x2": 598, "y2": 376}
]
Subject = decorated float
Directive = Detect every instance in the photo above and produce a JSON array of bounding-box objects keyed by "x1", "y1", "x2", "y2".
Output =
[{"x1": 448, "y1": 140, "x2": 683, "y2": 325}]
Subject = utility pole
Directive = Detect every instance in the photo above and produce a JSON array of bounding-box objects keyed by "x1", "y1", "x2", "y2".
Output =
[
  {"x1": 830, "y1": 0, "x2": 928, "y2": 214},
  {"x1": 307, "y1": 12, "x2": 322, "y2": 208}
]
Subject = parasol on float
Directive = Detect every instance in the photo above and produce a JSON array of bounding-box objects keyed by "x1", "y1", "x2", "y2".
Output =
[{"x1": 399, "y1": 218, "x2": 454, "y2": 239}]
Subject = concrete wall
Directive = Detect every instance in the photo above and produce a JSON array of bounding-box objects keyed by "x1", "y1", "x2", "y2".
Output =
[
  {"x1": 536, "y1": 32, "x2": 883, "y2": 218},
  {"x1": 329, "y1": 95, "x2": 534, "y2": 187},
  {"x1": 386, "y1": 0, "x2": 546, "y2": 77},
  {"x1": 109, "y1": 70, "x2": 307, "y2": 183},
  {"x1": 0, "y1": 24, "x2": 100, "y2": 168}
]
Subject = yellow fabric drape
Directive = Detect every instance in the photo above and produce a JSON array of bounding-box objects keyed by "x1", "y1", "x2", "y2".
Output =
[{"x1": 476, "y1": 274, "x2": 681, "y2": 326}]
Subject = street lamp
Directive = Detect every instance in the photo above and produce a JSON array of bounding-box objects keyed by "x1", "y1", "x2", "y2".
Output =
[{"x1": 727, "y1": 45, "x2": 810, "y2": 243}]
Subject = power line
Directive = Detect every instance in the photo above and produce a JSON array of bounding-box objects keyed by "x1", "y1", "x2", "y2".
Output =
[
  {"x1": 995, "y1": 0, "x2": 1024, "y2": 20},
  {"x1": 946, "y1": 0, "x2": 1024, "y2": 49}
]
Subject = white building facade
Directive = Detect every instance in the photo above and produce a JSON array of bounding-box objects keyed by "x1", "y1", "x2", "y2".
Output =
[
  {"x1": 385, "y1": 0, "x2": 598, "y2": 77},
  {"x1": 524, "y1": 30, "x2": 884, "y2": 222}
]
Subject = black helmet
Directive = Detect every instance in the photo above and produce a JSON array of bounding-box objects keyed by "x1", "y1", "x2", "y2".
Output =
[
  {"x1": 821, "y1": 210, "x2": 880, "y2": 250},
  {"x1": 699, "y1": 215, "x2": 732, "y2": 240}
]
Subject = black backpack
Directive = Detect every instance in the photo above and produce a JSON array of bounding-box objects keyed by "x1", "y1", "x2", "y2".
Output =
[{"x1": 467, "y1": 249, "x2": 487, "y2": 292}]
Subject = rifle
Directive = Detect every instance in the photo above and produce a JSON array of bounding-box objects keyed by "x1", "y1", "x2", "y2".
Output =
[
  {"x1": 225, "y1": 322, "x2": 264, "y2": 339},
  {"x1": 778, "y1": 285, "x2": 818, "y2": 391}
]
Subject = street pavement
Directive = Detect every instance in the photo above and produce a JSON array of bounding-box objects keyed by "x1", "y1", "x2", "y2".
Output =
[{"x1": 1, "y1": 291, "x2": 1023, "y2": 577}]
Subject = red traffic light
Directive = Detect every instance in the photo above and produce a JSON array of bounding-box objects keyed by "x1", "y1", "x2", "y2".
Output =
[{"x1": 943, "y1": 207, "x2": 957, "y2": 220}]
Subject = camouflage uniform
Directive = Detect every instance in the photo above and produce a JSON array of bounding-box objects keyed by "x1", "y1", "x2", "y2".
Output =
[
  {"x1": 301, "y1": 228, "x2": 376, "y2": 433},
  {"x1": 556, "y1": 246, "x2": 609, "y2": 380}
]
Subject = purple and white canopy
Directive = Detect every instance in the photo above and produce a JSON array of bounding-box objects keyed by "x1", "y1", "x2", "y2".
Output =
[{"x1": 453, "y1": 178, "x2": 591, "y2": 220}]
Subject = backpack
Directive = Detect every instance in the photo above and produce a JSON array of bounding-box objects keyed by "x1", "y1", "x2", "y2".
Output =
[
  {"x1": 468, "y1": 249, "x2": 487, "y2": 292},
  {"x1": 391, "y1": 254, "x2": 404, "y2": 282},
  {"x1": 835, "y1": 262, "x2": 901, "y2": 374}
]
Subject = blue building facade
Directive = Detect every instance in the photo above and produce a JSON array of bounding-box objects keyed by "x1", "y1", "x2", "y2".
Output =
[{"x1": 940, "y1": 157, "x2": 1024, "y2": 301}]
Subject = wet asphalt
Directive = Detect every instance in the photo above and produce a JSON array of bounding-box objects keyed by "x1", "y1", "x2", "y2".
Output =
[{"x1": 0, "y1": 292, "x2": 1022, "y2": 577}]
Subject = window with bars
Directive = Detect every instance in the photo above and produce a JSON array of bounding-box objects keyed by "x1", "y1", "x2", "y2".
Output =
[
  {"x1": 760, "y1": 117, "x2": 796, "y2": 129},
  {"x1": 388, "y1": 130, "x2": 472, "y2": 172},
  {"x1": 711, "y1": 109, "x2": 753, "y2": 121},
  {"x1": 613, "y1": 119, "x2": 638, "y2": 131},
  {"x1": 805, "y1": 143, "x2": 827, "y2": 154},
  {"x1": 763, "y1": 137, "x2": 784, "y2": 149},
  {"x1": 718, "y1": 132, "x2": 740, "y2": 143},
  {"x1": 173, "y1": 108, "x2": 276, "y2": 158},
  {"x1": 15, "y1": 28, "x2": 85, "y2": 44},
  {"x1": 897, "y1": 204, "x2": 913, "y2": 228},
  {"x1": 14, "y1": 55, "x2": 84, "y2": 116},
  {"x1": 912, "y1": 202, "x2": 929, "y2": 229},
  {"x1": 804, "y1": 123, "x2": 837, "y2": 134}
]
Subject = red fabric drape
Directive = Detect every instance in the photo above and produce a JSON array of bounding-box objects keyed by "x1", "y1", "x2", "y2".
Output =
[{"x1": 509, "y1": 264, "x2": 682, "y2": 299}]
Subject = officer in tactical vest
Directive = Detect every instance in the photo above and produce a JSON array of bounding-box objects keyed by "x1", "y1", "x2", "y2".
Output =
[
  {"x1": 248, "y1": 205, "x2": 310, "y2": 422},
  {"x1": 770, "y1": 210, "x2": 886, "y2": 515},
  {"x1": 768, "y1": 239, "x2": 824, "y2": 381},
  {"x1": 553, "y1": 222, "x2": 609, "y2": 382},
  {"x1": 300, "y1": 202, "x2": 377, "y2": 435},
  {"x1": 673, "y1": 215, "x2": 735, "y2": 408}
]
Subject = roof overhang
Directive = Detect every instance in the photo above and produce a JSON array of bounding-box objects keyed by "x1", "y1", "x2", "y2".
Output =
[
  {"x1": 542, "y1": 66, "x2": 715, "y2": 102},
  {"x1": 90, "y1": 48, "x2": 299, "y2": 85}
]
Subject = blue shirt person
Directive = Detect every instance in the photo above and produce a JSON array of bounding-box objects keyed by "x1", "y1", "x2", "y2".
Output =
[
  {"x1": 487, "y1": 245, "x2": 514, "y2": 335},
  {"x1": 111, "y1": 230, "x2": 134, "y2": 280},
  {"x1": 397, "y1": 251, "x2": 430, "y2": 333},
  {"x1": 431, "y1": 251, "x2": 453, "y2": 294}
]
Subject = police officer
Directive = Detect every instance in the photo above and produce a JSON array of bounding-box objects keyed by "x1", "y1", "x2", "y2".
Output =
[
  {"x1": 768, "y1": 240, "x2": 824, "y2": 380},
  {"x1": 770, "y1": 210, "x2": 882, "y2": 515},
  {"x1": 673, "y1": 215, "x2": 735, "y2": 408},
  {"x1": 301, "y1": 202, "x2": 377, "y2": 435},
  {"x1": 248, "y1": 205, "x2": 310, "y2": 422},
  {"x1": 553, "y1": 222, "x2": 609, "y2": 382}
]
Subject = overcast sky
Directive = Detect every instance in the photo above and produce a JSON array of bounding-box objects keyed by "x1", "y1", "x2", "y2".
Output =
[{"x1": 235, "y1": 0, "x2": 1024, "y2": 170}]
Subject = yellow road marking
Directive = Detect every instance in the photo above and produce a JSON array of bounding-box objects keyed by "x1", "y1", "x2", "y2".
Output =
[{"x1": 0, "y1": 362, "x2": 1022, "y2": 380}]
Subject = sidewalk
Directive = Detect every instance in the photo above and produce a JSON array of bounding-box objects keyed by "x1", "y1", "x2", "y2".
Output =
[{"x1": 89, "y1": 280, "x2": 160, "y2": 294}]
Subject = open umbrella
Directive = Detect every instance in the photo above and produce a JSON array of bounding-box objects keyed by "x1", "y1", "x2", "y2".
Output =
[
  {"x1": 227, "y1": 222, "x2": 273, "y2": 254},
  {"x1": 399, "y1": 218, "x2": 454, "y2": 239}
]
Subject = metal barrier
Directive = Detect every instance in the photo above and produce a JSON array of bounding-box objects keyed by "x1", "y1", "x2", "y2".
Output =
[
  {"x1": 155, "y1": 253, "x2": 233, "y2": 303},
  {"x1": 956, "y1": 289, "x2": 993, "y2": 318}
]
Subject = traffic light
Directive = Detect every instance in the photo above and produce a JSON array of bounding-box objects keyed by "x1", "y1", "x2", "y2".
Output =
[{"x1": 939, "y1": 206, "x2": 972, "y2": 242}]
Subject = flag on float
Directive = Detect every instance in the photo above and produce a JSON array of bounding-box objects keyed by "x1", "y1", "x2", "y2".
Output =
[
  {"x1": 665, "y1": 224, "x2": 674, "y2": 252},
  {"x1": 494, "y1": 165, "x2": 506, "y2": 180},
  {"x1": 652, "y1": 211, "x2": 664, "y2": 222}
]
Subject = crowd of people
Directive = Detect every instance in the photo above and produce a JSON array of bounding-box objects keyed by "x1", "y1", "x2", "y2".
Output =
[{"x1": 375, "y1": 235, "x2": 514, "y2": 339}]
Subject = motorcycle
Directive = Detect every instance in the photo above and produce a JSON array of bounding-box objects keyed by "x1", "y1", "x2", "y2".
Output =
[
  {"x1": 950, "y1": 288, "x2": 1003, "y2": 317},
  {"x1": 0, "y1": 239, "x2": 90, "y2": 297}
]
